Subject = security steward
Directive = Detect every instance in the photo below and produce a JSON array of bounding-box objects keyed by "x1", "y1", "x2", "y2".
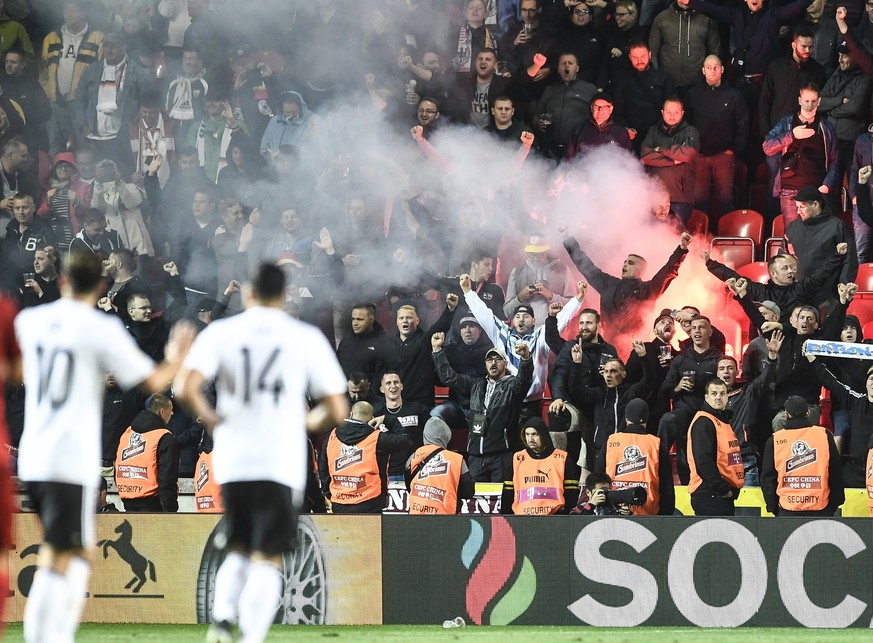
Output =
[
  {"x1": 595, "y1": 398, "x2": 675, "y2": 515},
  {"x1": 115, "y1": 393, "x2": 180, "y2": 512},
  {"x1": 761, "y1": 396, "x2": 843, "y2": 516},
  {"x1": 318, "y1": 401, "x2": 411, "y2": 514},
  {"x1": 406, "y1": 417, "x2": 475, "y2": 515},
  {"x1": 194, "y1": 435, "x2": 222, "y2": 513},
  {"x1": 511, "y1": 417, "x2": 567, "y2": 515},
  {"x1": 687, "y1": 379, "x2": 744, "y2": 516}
]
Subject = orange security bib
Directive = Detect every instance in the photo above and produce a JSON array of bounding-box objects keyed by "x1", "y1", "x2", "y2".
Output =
[
  {"x1": 512, "y1": 449, "x2": 567, "y2": 515},
  {"x1": 194, "y1": 451, "x2": 223, "y2": 513},
  {"x1": 327, "y1": 430, "x2": 382, "y2": 505},
  {"x1": 605, "y1": 432, "x2": 662, "y2": 516},
  {"x1": 115, "y1": 426, "x2": 170, "y2": 500},
  {"x1": 688, "y1": 411, "x2": 744, "y2": 494},
  {"x1": 408, "y1": 445, "x2": 463, "y2": 515},
  {"x1": 773, "y1": 426, "x2": 831, "y2": 512}
]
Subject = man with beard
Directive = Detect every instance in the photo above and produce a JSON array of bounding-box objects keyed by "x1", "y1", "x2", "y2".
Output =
[
  {"x1": 546, "y1": 299, "x2": 617, "y2": 476},
  {"x1": 613, "y1": 43, "x2": 675, "y2": 154},
  {"x1": 561, "y1": 228, "x2": 690, "y2": 341},
  {"x1": 414, "y1": 97, "x2": 441, "y2": 140},
  {"x1": 626, "y1": 309, "x2": 678, "y2": 433},
  {"x1": 565, "y1": 93, "x2": 633, "y2": 160},
  {"x1": 211, "y1": 198, "x2": 251, "y2": 312},
  {"x1": 658, "y1": 315, "x2": 724, "y2": 484},
  {"x1": 457, "y1": 49, "x2": 510, "y2": 129},
  {"x1": 432, "y1": 334, "x2": 533, "y2": 483}
]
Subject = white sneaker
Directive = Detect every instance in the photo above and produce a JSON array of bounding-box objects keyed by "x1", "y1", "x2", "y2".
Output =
[{"x1": 206, "y1": 620, "x2": 234, "y2": 643}]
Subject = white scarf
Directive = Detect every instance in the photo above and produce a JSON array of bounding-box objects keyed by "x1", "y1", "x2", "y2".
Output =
[
  {"x1": 167, "y1": 73, "x2": 207, "y2": 121},
  {"x1": 94, "y1": 57, "x2": 126, "y2": 139},
  {"x1": 195, "y1": 119, "x2": 233, "y2": 183}
]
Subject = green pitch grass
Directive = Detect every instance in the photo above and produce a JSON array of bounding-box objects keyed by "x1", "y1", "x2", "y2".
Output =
[{"x1": 4, "y1": 625, "x2": 873, "y2": 642}]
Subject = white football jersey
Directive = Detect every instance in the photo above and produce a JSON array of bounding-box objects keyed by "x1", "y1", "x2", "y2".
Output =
[
  {"x1": 183, "y1": 306, "x2": 347, "y2": 489},
  {"x1": 15, "y1": 299, "x2": 154, "y2": 487}
]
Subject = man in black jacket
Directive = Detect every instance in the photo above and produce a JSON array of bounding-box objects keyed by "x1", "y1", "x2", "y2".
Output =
[
  {"x1": 335, "y1": 302, "x2": 387, "y2": 380},
  {"x1": 561, "y1": 228, "x2": 690, "y2": 340},
  {"x1": 785, "y1": 186, "x2": 857, "y2": 307},
  {"x1": 432, "y1": 333, "x2": 533, "y2": 483},
  {"x1": 703, "y1": 242, "x2": 847, "y2": 324},
  {"x1": 625, "y1": 309, "x2": 677, "y2": 433},
  {"x1": 688, "y1": 379, "x2": 744, "y2": 515},
  {"x1": 808, "y1": 347, "x2": 873, "y2": 488},
  {"x1": 658, "y1": 315, "x2": 724, "y2": 484},
  {"x1": 761, "y1": 395, "x2": 844, "y2": 515},
  {"x1": 378, "y1": 304, "x2": 439, "y2": 407},
  {"x1": 569, "y1": 341, "x2": 654, "y2": 470}
]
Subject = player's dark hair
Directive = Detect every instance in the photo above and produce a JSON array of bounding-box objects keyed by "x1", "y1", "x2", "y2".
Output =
[
  {"x1": 251, "y1": 262, "x2": 285, "y2": 300},
  {"x1": 65, "y1": 251, "x2": 104, "y2": 294}
]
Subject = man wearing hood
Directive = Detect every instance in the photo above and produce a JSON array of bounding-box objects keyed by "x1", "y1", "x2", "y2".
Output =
[
  {"x1": 658, "y1": 315, "x2": 724, "y2": 484},
  {"x1": 114, "y1": 393, "x2": 179, "y2": 512},
  {"x1": 561, "y1": 228, "x2": 690, "y2": 339},
  {"x1": 761, "y1": 395, "x2": 843, "y2": 516},
  {"x1": 687, "y1": 379, "x2": 745, "y2": 515},
  {"x1": 595, "y1": 398, "x2": 675, "y2": 515},
  {"x1": 406, "y1": 417, "x2": 475, "y2": 515},
  {"x1": 511, "y1": 417, "x2": 568, "y2": 515},
  {"x1": 432, "y1": 333, "x2": 533, "y2": 483},
  {"x1": 784, "y1": 186, "x2": 857, "y2": 307},
  {"x1": 823, "y1": 314, "x2": 868, "y2": 451},
  {"x1": 260, "y1": 91, "x2": 318, "y2": 158},
  {"x1": 319, "y1": 401, "x2": 412, "y2": 514}
]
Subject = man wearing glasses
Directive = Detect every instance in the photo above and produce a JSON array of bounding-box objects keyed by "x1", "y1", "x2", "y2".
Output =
[{"x1": 414, "y1": 97, "x2": 441, "y2": 140}]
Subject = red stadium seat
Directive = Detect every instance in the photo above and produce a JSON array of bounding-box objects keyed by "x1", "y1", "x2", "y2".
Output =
[
  {"x1": 863, "y1": 321, "x2": 873, "y2": 339},
  {"x1": 717, "y1": 209, "x2": 765, "y2": 248},
  {"x1": 856, "y1": 263, "x2": 873, "y2": 298},
  {"x1": 771, "y1": 215, "x2": 784, "y2": 238},
  {"x1": 765, "y1": 216, "x2": 785, "y2": 260},
  {"x1": 848, "y1": 299, "x2": 873, "y2": 327},
  {"x1": 711, "y1": 238, "x2": 755, "y2": 269},
  {"x1": 735, "y1": 261, "x2": 769, "y2": 285}
]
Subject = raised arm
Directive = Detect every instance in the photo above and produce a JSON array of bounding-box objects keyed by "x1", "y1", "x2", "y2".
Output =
[
  {"x1": 642, "y1": 234, "x2": 691, "y2": 297},
  {"x1": 561, "y1": 232, "x2": 613, "y2": 294}
]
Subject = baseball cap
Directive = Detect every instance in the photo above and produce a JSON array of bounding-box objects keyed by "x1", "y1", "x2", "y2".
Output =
[
  {"x1": 654, "y1": 308, "x2": 673, "y2": 326},
  {"x1": 756, "y1": 300, "x2": 781, "y2": 318},
  {"x1": 794, "y1": 186, "x2": 825, "y2": 205},
  {"x1": 784, "y1": 395, "x2": 809, "y2": 418},
  {"x1": 513, "y1": 304, "x2": 535, "y2": 318},
  {"x1": 523, "y1": 234, "x2": 550, "y2": 253},
  {"x1": 485, "y1": 347, "x2": 508, "y2": 361}
]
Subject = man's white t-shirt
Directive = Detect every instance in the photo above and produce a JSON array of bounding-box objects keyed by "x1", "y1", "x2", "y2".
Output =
[
  {"x1": 183, "y1": 306, "x2": 347, "y2": 490},
  {"x1": 15, "y1": 299, "x2": 154, "y2": 487}
]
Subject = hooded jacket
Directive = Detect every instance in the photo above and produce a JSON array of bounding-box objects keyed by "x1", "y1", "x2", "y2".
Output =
[
  {"x1": 545, "y1": 317, "x2": 617, "y2": 406},
  {"x1": 819, "y1": 63, "x2": 873, "y2": 143},
  {"x1": 259, "y1": 91, "x2": 319, "y2": 156},
  {"x1": 433, "y1": 350, "x2": 533, "y2": 456},
  {"x1": 318, "y1": 418, "x2": 411, "y2": 513},
  {"x1": 518, "y1": 417, "x2": 556, "y2": 460},
  {"x1": 649, "y1": 3, "x2": 720, "y2": 89},
  {"x1": 503, "y1": 256, "x2": 574, "y2": 322},
  {"x1": 120, "y1": 410, "x2": 179, "y2": 512},
  {"x1": 404, "y1": 417, "x2": 475, "y2": 503}
]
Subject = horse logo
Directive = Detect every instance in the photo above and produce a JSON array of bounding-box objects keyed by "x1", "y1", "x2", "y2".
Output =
[{"x1": 96, "y1": 519, "x2": 156, "y2": 593}]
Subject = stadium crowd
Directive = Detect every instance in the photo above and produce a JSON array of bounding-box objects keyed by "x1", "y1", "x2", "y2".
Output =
[{"x1": 3, "y1": 0, "x2": 873, "y2": 517}]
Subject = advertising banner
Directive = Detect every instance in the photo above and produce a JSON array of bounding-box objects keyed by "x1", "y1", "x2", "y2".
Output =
[
  {"x1": 7, "y1": 514, "x2": 382, "y2": 625},
  {"x1": 382, "y1": 516, "x2": 873, "y2": 627}
]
